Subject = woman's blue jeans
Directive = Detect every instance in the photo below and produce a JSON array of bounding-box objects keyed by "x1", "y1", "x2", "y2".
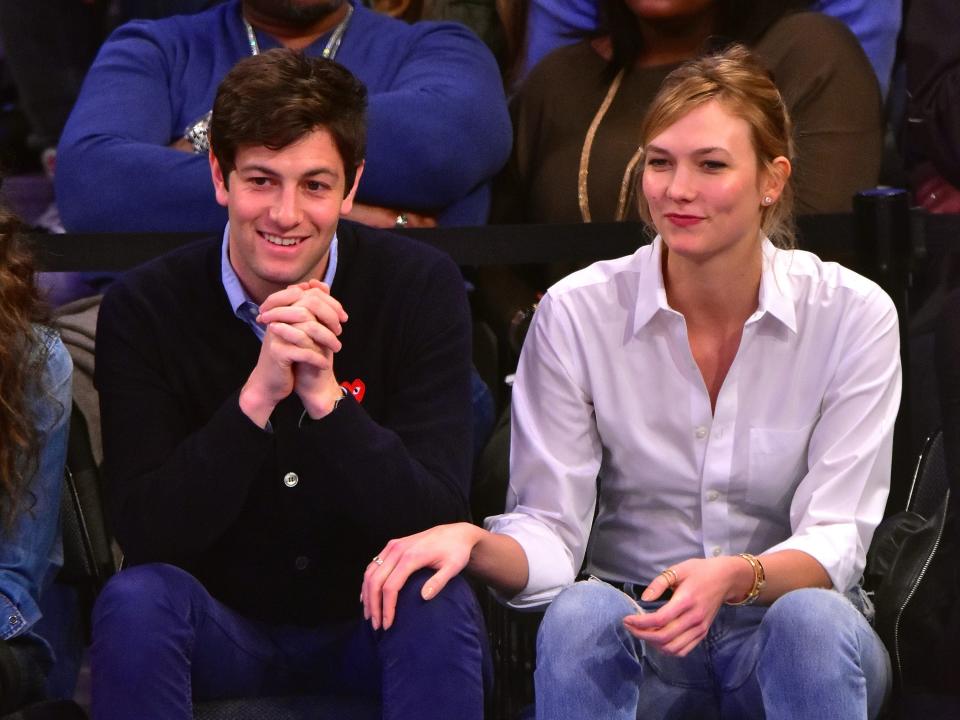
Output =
[
  {"x1": 90, "y1": 563, "x2": 489, "y2": 720},
  {"x1": 535, "y1": 579, "x2": 891, "y2": 719}
]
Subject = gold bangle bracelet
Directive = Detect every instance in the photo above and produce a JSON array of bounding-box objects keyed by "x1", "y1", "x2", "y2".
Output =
[{"x1": 726, "y1": 553, "x2": 766, "y2": 606}]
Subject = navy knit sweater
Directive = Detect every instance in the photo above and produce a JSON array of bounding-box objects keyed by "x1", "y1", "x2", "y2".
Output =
[{"x1": 95, "y1": 221, "x2": 473, "y2": 624}]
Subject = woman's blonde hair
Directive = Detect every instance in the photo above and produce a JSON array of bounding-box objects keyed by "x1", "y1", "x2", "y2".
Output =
[{"x1": 636, "y1": 43, "x2": 796, "y2": 249}]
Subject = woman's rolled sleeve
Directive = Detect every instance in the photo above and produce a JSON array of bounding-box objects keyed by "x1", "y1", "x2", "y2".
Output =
[
  {"x1": 766, "y1": 287, "x2": 901, "y2": 591},
  {"x1": 484, "y1": 294, "x2": 602, "y2": 608},
  {"x1": 485, "y1": 512, "x2": 579, "y2": 609}
]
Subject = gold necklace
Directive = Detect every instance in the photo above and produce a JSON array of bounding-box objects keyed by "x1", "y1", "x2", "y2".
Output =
[{"x1": 577, "y1": 68, "x2": 646, "y2": 223}]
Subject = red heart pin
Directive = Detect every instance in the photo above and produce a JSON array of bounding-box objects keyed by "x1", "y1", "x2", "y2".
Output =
[{"x1": 340, "y1": 378, "x2": 366, "y2": 403}]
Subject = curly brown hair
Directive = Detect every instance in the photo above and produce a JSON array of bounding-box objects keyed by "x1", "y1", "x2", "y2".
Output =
[{"x1": 0, "y1": 203, "x2": 51, "y2": 529}]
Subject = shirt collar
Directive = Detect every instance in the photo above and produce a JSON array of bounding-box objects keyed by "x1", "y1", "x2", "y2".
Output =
[
  {"x1": 632, "y1": 235, "x2": 797, "y2": 336},
  {"x1": 755, "y1": 237, "x2": 797, "y2": 333},
  {"x1": 632, "y1": 235, "x2": 670, "y2": 335},
  {"x1": 220, "y1": 222, "x2": 339, "y2": 340}
]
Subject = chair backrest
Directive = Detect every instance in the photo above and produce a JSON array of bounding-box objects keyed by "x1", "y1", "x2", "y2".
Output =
[
  {"x1": 58, "y1": 401, "x2": 116, "y2": 632},
  {"x1": 906, "y1": 429, "x2": 949, "y2": 519},
  {"x1": 866, "y1": 429, "x2": 956, "y2": 696}
]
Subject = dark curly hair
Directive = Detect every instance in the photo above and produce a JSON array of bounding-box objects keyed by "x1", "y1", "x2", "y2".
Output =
[
  {"x1": 0, "y1": 203, "x2": 51, "y2": 529},
  {"x1": 600, "y1": 0, "x2": 812, "y2": 77}
]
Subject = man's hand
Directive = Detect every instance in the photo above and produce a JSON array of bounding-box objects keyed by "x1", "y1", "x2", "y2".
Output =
[
  {"x1": 291, "y1": 281, "x2": 350, "y2": 417},
  {"x1": 169, "y1": 137, "x2": 194, "y2": 153},
  {"x1": 622, "y1": 556, "x2": 754, "y2": 657},
  {"x1": 345, "y1": 202, "x2": 437, "y2": 229},
  {"x1": 239, "y1": 282, "x2": 348, "y2": 427}
]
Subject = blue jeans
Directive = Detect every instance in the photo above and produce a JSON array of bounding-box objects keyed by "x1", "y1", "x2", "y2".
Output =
[
  {"x1": 535, "y1": 579, "x2": 891, "y2": 719},
  {"x1": 90, "y1": 563, "x2": 489, "y2": 720}
]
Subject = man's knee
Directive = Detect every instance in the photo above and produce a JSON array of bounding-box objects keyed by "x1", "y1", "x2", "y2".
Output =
[
  {"x1": 93, "y1": 562, "x2": 201, "y2": 633},
  {"x1": 379, "y1": 568, "x2": 486, "y2": 689},
  {"x1": 390, "y1": 569, "x2": 482, "y2": 639}
]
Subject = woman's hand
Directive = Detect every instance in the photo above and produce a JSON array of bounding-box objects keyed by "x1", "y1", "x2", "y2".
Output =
[
  {"x1": 361, "y1": 522, "x2": 484, "y2": 631},
  {"x1": 623, "y1": 556, "x2": 754, "y2": 657}
]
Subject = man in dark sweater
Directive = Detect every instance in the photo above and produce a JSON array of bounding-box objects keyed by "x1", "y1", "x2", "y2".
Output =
[{"x1": 91, "y1": 49, "x2": 486, "y2": 719}]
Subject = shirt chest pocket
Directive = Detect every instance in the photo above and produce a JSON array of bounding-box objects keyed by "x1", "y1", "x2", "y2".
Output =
[{"x1": 747, "y1": 424, "x2": 815, "y2": 512}]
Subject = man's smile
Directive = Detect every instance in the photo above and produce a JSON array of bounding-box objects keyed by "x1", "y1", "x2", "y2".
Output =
[{"x1": 261, "y1": 231, "x2": 306, "y2": 247}]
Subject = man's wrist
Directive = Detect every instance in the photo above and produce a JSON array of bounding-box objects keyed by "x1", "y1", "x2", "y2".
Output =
[
  {"x1": 238, "y1": 382, "x2": 278, "y2": 429},
  {"x1": 301, "y1": 384, "x2": 349, "y2": 422}
]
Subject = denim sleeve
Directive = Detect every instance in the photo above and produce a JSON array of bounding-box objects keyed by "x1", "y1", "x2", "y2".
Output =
[{"x1": 0, "y1": 330, "x2": 71, "y2": 640}]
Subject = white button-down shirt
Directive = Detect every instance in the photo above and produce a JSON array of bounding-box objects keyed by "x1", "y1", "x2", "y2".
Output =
[{"x1": 487, "y1": 236, "x2": 902, "y2": 609}]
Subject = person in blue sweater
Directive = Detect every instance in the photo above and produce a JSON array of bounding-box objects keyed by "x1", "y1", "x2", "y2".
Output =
[
  {"x1": 90, "y1": 50, "x2": 487, "y2": 719},
  {"x1": 56, "y1": 0, "x2": 512, "y2": 233}
]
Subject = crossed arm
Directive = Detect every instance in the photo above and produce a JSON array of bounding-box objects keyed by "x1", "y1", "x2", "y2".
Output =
[{"x1": 57, "y1": 17, "x2": 509, "y2": 231}]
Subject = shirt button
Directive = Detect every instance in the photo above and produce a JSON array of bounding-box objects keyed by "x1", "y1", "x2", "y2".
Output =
[
  {"x1": 8, "y1": 616, "x2": 19, "y2": 626},
  {"x1": 283, "y1": 472, "x2": 299, "y2": 488},
  {"x1": 695, "y1": 426, "x2": 708, "y2": 439},
  {"x1": 294, "y1": 555, "x2": 310, "y2": 571},
  {"x1": 706, "y1": 490, "x2": 719, "y2": 502},
  {"x1": 712, "y1": 546, "x2": 722, "y2": 557}
]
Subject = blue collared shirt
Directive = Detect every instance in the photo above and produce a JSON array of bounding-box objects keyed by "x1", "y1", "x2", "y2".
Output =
[{"x1": 221, "y1": 222, "x2": 339, "y2": 340}]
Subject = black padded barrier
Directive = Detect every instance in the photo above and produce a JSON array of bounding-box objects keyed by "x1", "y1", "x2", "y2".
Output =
[{"x1": 26, "y1": 216, "x2": 859, "y2": 273}]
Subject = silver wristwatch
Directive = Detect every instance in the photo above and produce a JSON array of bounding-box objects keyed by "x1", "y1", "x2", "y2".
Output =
[{"x1": 184, "y1": 111, "x2": 213, "y2": 154}]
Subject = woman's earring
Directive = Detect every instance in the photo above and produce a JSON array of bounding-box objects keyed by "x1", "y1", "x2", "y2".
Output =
[{"x1": 762, "y1": 196, "x2": 773, "y2": 206}]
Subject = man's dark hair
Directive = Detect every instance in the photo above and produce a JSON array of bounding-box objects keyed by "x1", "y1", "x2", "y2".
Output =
[{"x1": 210, "y1": 48, "x2": 367, "y2": 194}]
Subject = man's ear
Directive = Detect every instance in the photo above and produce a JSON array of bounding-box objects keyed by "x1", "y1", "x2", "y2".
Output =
[
  {"x1": 209, "y1": 150, "x2": 230, "y2": 208},
  {"x1": 340, "y1": 161, "x2": 364, "y2": 216}
]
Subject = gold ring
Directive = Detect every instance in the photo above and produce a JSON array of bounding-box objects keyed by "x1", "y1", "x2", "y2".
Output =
[
  {"x1": 660, "y1": 568, "x2": 679, "y2": 588},
  {"x1": 373, "y1": 556, "x2": 384, "y2": 566}
]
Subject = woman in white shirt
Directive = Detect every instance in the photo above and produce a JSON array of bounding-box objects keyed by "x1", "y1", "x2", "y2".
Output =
[{"x1": 361, "y1": 43, "x2": 899, "y2": 719}]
